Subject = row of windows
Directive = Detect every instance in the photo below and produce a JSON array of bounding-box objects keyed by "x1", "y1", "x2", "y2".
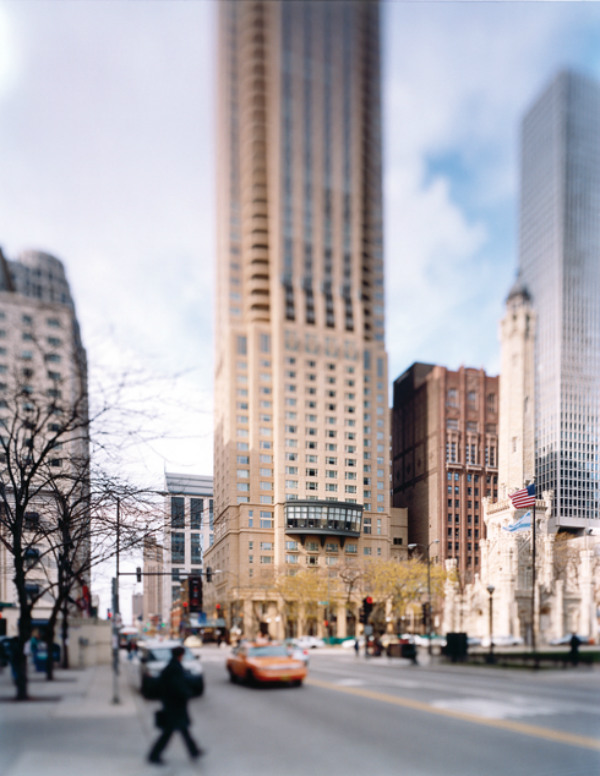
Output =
[
  {"x1": 0, "y1": 312, "x2": 62, "y2": 328},
  {"x1": 170, "y1": 497, "x2": 213, "y2": 530}
]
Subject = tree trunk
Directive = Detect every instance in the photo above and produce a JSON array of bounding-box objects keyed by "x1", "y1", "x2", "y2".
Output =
[
  {"x1": 13, "y1": 643, "x2": 29, "y2": 700},
  {"x1": 45, "y1": 616, "x2": 58, "y2": 680},
  {"x1": 60, "y1": 602, "x2": 70, "y2": 669}
]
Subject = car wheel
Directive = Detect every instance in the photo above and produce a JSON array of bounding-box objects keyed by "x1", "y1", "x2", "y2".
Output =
[
  {"x1": 228, "y1": 669, "x2": 237, "y2": 684},
  {"x1": 245, "y1": 670, "x2": 256, "y2": 686},
  {"x1": 292, "y1": 679, "x2": 303, "y2": 687}
]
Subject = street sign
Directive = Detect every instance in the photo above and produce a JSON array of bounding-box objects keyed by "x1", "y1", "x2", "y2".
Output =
[{"x1": 364, "y1": 625, "x2": 373, "y2": 636}]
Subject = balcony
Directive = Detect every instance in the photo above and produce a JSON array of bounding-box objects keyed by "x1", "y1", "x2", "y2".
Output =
[{"x1": 285, "y1": 500, "x2": 362, "y2": 547}]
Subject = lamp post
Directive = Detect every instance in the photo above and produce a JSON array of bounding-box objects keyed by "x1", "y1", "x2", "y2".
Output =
[
  {"x1": 112, "y1": 497, "x2": 121, "y2": 704},
  {"x1": 408, "y1": 539, "x2": 440, "y2": 657},
  {"x1": 486, "y1": 584, "x2": 495, "y2": 664}
]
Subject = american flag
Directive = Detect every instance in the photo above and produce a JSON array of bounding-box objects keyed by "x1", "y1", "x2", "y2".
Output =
[{"x1": 509, "y1": 483, "x2": 536, "y2": 508}]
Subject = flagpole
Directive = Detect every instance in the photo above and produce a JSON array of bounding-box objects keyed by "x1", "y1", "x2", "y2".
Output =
[{"x1": 531, "y1": 484, "x2": 537, "y2": 665}]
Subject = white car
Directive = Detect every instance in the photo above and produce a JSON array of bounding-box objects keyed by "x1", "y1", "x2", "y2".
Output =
[
  {"x1": 284, "y1": 639, "x2": 310, "y2": 666},
  {"x1": 548, "y1": 634, "x2": 590, "y2": 646},
  {"x1": 293, "y1": 636, "x2": 325, "y2": 650},
  {"x1": 139, "y1": 639, "x2": 204, "y2": 698},
  {"x1": 480, "y1": 635, "x2": 524, "y2": 648}
]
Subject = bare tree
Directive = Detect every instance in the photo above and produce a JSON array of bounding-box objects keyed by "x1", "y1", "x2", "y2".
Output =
[{"x1": 0, "y1": 354, "x2": 165, "y2": 698}]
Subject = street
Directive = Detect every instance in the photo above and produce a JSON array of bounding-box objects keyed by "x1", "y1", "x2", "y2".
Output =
[
  {"x1": 142, "y1": 647, "x2": 600, "y2": 775},
  {"x1": 1, "y1": 646, "x2": 599, "y2": 776}
]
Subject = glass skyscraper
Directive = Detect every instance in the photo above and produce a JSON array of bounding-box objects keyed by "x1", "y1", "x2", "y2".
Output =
[{"x1": 518, "y1": 70, "x2": 600, "y2": 527}]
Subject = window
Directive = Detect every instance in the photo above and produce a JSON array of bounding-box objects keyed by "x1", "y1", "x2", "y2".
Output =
[
  {"x1": 363, "y1": 518, "x2": 372, "y2": 534},
  {"x1": 260, "y1": 512, "x2": 273, "y2": 528},
  {"x1": 171, "y1": 497, "x2": 185, "y2": 528},
  {"x1": 171, "y1": 533, "x2": 185, "y2": 564},
  {"x1": 190, "y1": 499, "x2": 203, "y2": 530},
  {"x1": 191, "y1": 533, "x2": 201, "y2": 564}
]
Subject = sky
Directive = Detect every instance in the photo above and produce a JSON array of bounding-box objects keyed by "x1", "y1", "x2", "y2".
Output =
[{"x1": 1, "y1": 0, "x2": 599, "y2": 618}]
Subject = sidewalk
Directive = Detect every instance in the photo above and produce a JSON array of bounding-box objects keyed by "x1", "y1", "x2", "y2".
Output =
[{"x1": 0, "y1": 657, "x2": 181, "y2": 776}]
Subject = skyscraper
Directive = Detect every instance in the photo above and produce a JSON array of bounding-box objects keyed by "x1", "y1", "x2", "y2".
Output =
[
  {"x1": 518, "y1": 71, "x2": 600, "y2": 528},
  {"x1": 208, "y1": 0, "x2": 404, "y2": 640}
]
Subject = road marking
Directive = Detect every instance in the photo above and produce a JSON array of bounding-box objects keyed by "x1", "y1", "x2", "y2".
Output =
[{"x1": 306, "y1": 677, "x2": 600, "y2": 752}]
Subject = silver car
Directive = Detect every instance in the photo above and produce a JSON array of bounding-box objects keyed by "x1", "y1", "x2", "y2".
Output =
[{"x1": 139, "y1": 640, "x2": 204, "y2": 699}]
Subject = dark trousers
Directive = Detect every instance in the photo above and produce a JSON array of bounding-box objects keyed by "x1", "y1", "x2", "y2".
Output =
[{"x1": 149, "y1": 723, "x2": 200, "y2": 761}]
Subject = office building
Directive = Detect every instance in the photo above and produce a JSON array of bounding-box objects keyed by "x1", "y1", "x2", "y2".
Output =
[
  {"x1": 208, "y1": 0, "x2": 404, "y2": 639},
  {"x1": 518, "y1": 70, "x2": 600, "y2": 527},
  {"x1": 392, "y1": 364, "x2": 499, "y2": 581},
  {"x1": 159, "y1": 473, "x2": 213, "y2": 630}
]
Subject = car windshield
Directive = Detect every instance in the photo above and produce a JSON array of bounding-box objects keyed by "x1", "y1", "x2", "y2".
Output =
[
  {"x1": 247, "y1": 645, "x2": 289, "y2": 658},
  {"x1": 148, "y1": 647, "x2": 193, "y2": 662}
]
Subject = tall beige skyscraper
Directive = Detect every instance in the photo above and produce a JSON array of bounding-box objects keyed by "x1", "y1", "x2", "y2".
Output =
[{"x1": 207, "y1": 0, "x2": 403, "y2": 640}]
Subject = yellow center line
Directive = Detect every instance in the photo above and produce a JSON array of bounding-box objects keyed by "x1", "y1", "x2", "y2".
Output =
[{"x1": 306, "y1": 677, "x2": 600, "y2": 752}]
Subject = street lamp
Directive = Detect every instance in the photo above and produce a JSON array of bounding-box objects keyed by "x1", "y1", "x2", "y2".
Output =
[
  {"x1": 408, "y1": 539, "x2": 440, "y2": 657},
  {"x1": 486, "y1": 584, "x2": 495, "y2": 664}
]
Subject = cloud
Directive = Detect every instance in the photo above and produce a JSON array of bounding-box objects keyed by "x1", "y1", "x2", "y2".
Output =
[{"x1": 382, "y1": 0, "x2": 600, "y2": 381}]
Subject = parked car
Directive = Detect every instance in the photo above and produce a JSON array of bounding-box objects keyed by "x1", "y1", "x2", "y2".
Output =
[
  {"x1": 480, "y1": 635, "x2": 524, "y2": 648},
  {"x1": 294, "y1": 635, "x2": 325, "y2": 650},
  {"x1": 139, "y1": 639, "x2": 204, "y2": 699},
  {"x1": 414, "y1": 634, "x2": 447, "y2": 648},
  {"x1": 548, "y1": 634, "x2": 591, "y2": 646},
  {"x1": 340, "y1": 637, "x2": 364, "y2": 649},
  {"x1": 226, "y1": 642, "x2": 307, "y2": 686},
  {"x1": 284, "y1": 639, "x2": 310, "y2": 666}
]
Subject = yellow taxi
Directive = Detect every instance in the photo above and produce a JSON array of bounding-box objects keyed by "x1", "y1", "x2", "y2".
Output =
[{"x1": 226, "y1": 641, "x2": 308, "y2": 687}]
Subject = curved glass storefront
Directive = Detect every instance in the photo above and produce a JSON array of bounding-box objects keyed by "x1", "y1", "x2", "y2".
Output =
[{"x1": 285, "y1": 500, "x2": 362, "y2": 539}]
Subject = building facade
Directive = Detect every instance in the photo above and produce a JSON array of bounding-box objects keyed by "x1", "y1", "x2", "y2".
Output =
[
  {"x1": 392, "y1": 364, "x2": 499, "y2": 582},
  {"x1": 0, "y1": 248, "x2": 89, "y2": 636},
  {"x1": 159, "y1": 473, "x2": 213, "y2": 631},
  {"x1": 518, "y1": 70, "x2": 600, "y2": 528},
  {"x1": 207, "y1": 0, "x2": 405, "y2": 640}
]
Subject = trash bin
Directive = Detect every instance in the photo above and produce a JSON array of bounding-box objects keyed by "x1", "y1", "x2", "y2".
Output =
[{"x1": 444, "y1": 632, "x2": 468, "y2": 662}]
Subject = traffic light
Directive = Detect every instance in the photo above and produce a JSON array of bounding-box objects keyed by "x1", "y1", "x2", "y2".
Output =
[
  {"x1": 359, "y1": 603, "x2": 366, "y2": 624},
  {"x1": 188, "y1": 575, "x2": 203, "y2": 613},
  {"x1": 136, "y1": 567, "x2": 142, "y2": 583},
  {"x1": 363, "y1": 596, "x2": 374, "y2": 622},
  {"x1": 206, "y1": 567, "x2": 213, "y2": 583}
]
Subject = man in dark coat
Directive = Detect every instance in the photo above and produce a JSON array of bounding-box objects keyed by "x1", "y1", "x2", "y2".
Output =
[{"x1": 148, "y1": 646, "x2": 204, "y2": 765}]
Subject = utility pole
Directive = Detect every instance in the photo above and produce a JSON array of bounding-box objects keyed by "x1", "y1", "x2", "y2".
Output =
[{"x1": 112, "y1": 498, "x2": 120, "y2": 705}]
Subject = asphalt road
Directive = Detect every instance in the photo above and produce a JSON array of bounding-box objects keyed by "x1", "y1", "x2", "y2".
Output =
[{"x1": 131, "y1": 647, "x2": 600, "y2": 776}]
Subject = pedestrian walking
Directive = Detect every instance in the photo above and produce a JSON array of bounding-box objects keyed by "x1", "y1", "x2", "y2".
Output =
[
  {"x1": 354, "y1": 638, "x2": 360, "y2": 658},
  {"x1": 569, "y1": 633, "x2": 581, "y2": 667},
  {"x1": 148, "y1": 646, "x2": 204, "y2": 765}
]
